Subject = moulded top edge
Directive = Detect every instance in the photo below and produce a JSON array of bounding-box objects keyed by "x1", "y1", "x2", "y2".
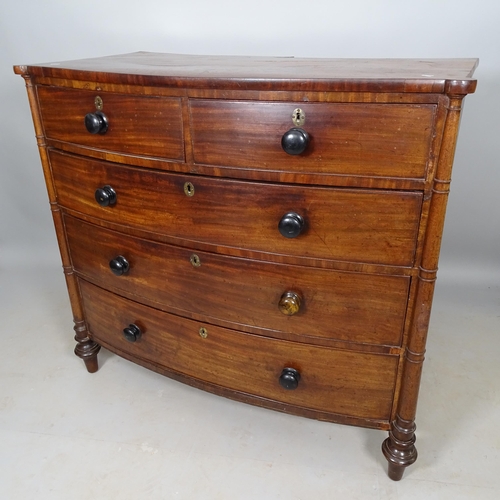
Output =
[{"x1": 14, "y1": 52, "x2": 479, "y2": 94}]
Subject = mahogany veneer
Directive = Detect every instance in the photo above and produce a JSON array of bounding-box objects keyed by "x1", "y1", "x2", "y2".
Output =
[
  {"x1": 190, "y1": 100, "x2": 436, "y2": 178},
  {"x1": 14, "y1": 52, "x2": 478, "y2": 480},
  {"x1": 50, "y1": 150, "x2": 423, "y2": 266}
]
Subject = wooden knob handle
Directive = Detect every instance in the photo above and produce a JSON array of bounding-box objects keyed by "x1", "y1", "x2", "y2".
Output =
[
  {"x1": 123, "y1": 324, "x2": 141, "y2": 342},
  {"x1": 109, "y1": 256, "x2": 129, "y2": 276},
  {"x1": 278, "y1": 291, "x2": 302, "y2": 316},
  {"x1": 84, "y1": 111, "x2": 108, "y2": 134},
  {"x1": 281, "y1": 127, "x2": 309, "y2": 155},
  {"x1": 95, "y1": 185, "x2": 117, "y2": 207},
  {"x1": 279, "y1": 367, "x2": 301, "y2": 390},
  {"x1": 278, "y1": 212, "x2": 304, "y2": 238}
]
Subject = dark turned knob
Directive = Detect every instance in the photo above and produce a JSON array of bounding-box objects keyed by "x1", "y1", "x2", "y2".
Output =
[
  {"x1": 84, "y1": 111, "x2": 108, "y2": 134},
  {"x1": 279, "y1": 367, "x2": 301, "y2": 390},
  {"x1": 123, "y1": 324, "x2": 141, "y2": 342},
  {"x1": 281, "y1": 127, "x2": 310, "y2": 155},
  {"x1": 95, "y1": 185, "x2": 117, "y2": 207},
  {"x1": 278, "y1": 212, "x2": 304, "y2": 238},
  {"x1": 109, "y1": 256, "x2": 129, "y2": 276}
]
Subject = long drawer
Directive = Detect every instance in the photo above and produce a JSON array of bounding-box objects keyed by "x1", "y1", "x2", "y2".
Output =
[
  {"x1": 190, "y1": 100, "x2": 436, "y2": 179},
  {"x1": 37, "y1": 86, "x2": 184, "y2": 161},
  {"x1": 79, "y1": 279, "x2": 399, "y2": 420},
  {"x1": 51, "y1": 150, "x2": 423, "y2": 266},
  {"x1": 66, "y1": 215, "x2": 410, "y2": 346}
]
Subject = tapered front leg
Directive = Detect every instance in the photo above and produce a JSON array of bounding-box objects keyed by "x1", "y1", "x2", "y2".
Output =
[
  {"x1": 382, "y1": 415, "x2": 417, "y2": 481},
  {"x1": 74, "y1": 319, "x2": 101, "y2": 373}
]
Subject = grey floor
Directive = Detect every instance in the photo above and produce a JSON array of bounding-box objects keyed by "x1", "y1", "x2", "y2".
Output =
[{"x1": 1, "y1": 262, "x2": 499, "y2": 499}]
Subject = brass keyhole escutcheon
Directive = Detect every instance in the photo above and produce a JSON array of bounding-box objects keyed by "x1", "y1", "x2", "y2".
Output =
[
  {"x1": 292, "y1": 108, "x2": 305, "y2": 127},
  {"x1": 95, "y1": 95, "x2": 103, "y2": 110},
  {"x1": 184, "y1": 182, "x2": 195, "y2": 197},
  {"x1": 199, "y1": 327, "x2": 208, "y2": 339},
  {"x1": 190, "y1": 254, "x2": 201, "y2": 267}
]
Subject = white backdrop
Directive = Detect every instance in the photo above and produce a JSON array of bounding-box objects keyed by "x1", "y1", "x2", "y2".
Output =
[{"x1": 1, "y1": 0, "x2": 498, "y2": 283}]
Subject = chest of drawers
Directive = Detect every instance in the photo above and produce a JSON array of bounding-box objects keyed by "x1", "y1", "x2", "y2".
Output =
[{"x1": 14, "y1": 53, "x2": 477, "y2": 480}]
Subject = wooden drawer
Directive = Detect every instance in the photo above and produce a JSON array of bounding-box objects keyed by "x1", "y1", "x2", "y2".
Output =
[
  {"x1": 37, "y1": 86, "x2": 184, "y2": 161},
  {"x1": 190, "y1": 100, "x2": 436, "y2": 179},
  {"x1": 80, "y1": 279, "x2": 398, "y2": 420},
  {"x1": 66, "y1": 216, "x2": 410, "y2": 346},
  {"x1": 51, "y1": 151, "x2": 422, "y2": 266}
]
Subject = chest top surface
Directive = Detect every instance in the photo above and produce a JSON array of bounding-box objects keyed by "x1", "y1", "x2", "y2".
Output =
[{"x1": 14, "y1": 52, "x2": 478, "y2": 93}]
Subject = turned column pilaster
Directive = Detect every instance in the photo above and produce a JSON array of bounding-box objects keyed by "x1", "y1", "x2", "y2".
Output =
[
  {"x1": 382, "y1": 93, "x2": 467, "y2": 480},
  {"x1": 19, "y1": 71, "x2": 100, "y2": 373}
]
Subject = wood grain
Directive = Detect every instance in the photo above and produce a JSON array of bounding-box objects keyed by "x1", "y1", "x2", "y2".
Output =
[
  {"x1": 65, "y1": 215, "x2": 411, "y2": 347},
  {"x1": 37, "y1": 86, "x2": 184, "y2": 161},
  {"x1": 15, "y1": 53, "x2": 478, "y2": 94},
  {"x1": 80, "y1": 279, "x2": 399, "y2": 420},
  {"x1": 190, "y1": 100, "x2": 436, "y2": 179},
  {"x1": 50, "y1": 150, "x2": 423, "y2": 266}
]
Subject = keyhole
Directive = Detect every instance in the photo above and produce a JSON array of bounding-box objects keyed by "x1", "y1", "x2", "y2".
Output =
[
  {"x1": 190, "y1": 254, "x2": 201, "y2": 267},
  {"x1": 292, "y1": 108, "x2": 305, "y2": 126},
  {"x1": 184, "y1": 182, "x2": 195, "y2": 197},
  {"x1": 95, "y1": 96, "x2": 103, "y2": 110}
]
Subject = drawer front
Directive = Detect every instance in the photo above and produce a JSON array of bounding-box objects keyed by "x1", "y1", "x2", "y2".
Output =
[
  {"x1": 52, "y1": 151, "x2": 422, "y2": 266},
  {"x1": 80, "y1": 279, "x2": 398, "y2": 420},
  {"x1": 66, "y1": 216, "x2": 410, "y2": 346},
  {"x1": 37, "y1": 86, "x2": 184, "y2": 160},
  {"x1": 190, "y1": 100, "x2": 436, "y2": 179}
]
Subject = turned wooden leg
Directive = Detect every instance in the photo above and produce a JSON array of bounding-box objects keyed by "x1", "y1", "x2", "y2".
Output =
[
  {"x1": 82, "y1": 352, "x2": 100, "y2": 373},
  {"x1": 73, "y1": 319, "x2": 101, "y2": 373},
  {"x1": 387, "y1": 462, "x2": 405, "y2": 481},
  {"x1": 382, "y1": 416, "x2": 418, "y2": 481}
]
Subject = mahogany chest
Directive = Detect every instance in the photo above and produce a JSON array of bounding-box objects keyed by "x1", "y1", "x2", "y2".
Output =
[{"x1": 14, "y1": 53, "x2": 477, "y2": 480}]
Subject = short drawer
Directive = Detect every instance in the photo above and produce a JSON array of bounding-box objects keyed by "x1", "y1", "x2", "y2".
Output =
[
  {"x1": 51, "y1": 151, "x2": 422, "y2": 266},
  {"x1": 190, "y1": 100, "x2": 436, "y2": 179},
  {"x1": 80, "y1": 279, "x2": 398, "y2": 420},
  {"x1": 37, "y1": 86, "x2": 184, "y2": 161},
  {"x1": 66, "y1": 216, "x2": 410, "y2": 346}
]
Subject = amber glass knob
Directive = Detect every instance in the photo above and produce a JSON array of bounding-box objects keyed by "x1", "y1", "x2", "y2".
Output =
[
  {"x1": 84, "y1": 111, "x2": 108, "y2": 134},
  {"x1": 123, "y1": 324, "x2": 141, "y2": 342},
  {"x1": 281, "y1": 127, "x2": 309, "y2": 155},
  {"x1": 279, "y1": 291, "x2": 302, "y2": 316},
  {"x1": 279, "y1": 367, "x2": 301, "y2": 390},
  {"x1": 278, "y1": 212, "x2": 304, "y2": 238},
  {"x1": 95, "y1": 185, "x2": 117, "y2": 207},
  {"x1": 109, "y1": 256, "x2": 129, "y2": 276}
]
